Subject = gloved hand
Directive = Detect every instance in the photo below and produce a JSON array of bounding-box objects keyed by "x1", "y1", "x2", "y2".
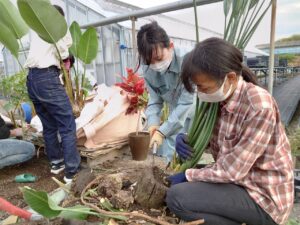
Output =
[
  {"x1": 167, "y1": 172, "x2": 188, "y2": 186},
  {"x1": 176, "y1": 133, "x2": 194, "y2": 160},
  {"x1": 150, "y1": 130, "x2": 164, "y2": 149},
  {"x1": 148, "y1": 125, "x2": 159, "y2": 137}
]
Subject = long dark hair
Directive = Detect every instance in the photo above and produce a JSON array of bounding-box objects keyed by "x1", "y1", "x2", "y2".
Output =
[
  {"x1": 181, "y1": 37, "x2": 258, "y2": 92},
  {"x1": 136, "y1": 21, "x2": 170, "y2": 69}
]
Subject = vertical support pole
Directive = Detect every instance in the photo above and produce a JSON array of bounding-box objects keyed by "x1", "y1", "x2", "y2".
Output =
[
  {"x1": 2, "y1": 50, "x2": 8, "y2": 76},
  {"x1": 130, "y1": 16, "x2": 137, "y2": 68},
  {"x1": 100, "y1": 27, "x2": 107, "y2": 85},
  {"x1": 268, "y1": 0, "x2": 277, "y2": 95},
  {"x1": 193, "y1": 0, "x2": 199, "y2": 43},
  {"x1": 110, "y1": 25, "x2": 116, "y2": 76},
  {"x1": 119, "y1": 27, "x2": 126, "y2": 77}
]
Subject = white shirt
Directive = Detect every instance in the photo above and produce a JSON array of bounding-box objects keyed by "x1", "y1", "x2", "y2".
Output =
[
  {"x1": 24, "y1": 30, "x2": 72, "y2": 69},
  {"x1": 72, "y1": 60, "x2": 97, "y2": 87}
]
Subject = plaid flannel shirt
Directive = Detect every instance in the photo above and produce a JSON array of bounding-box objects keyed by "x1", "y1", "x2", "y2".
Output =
[{"x1": 186, "y1": 78, "x2": 294, "y2": 224}]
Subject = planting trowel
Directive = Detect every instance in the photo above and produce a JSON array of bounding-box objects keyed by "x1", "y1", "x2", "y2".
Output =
[{"x1": 152, "y1": 142, "x2": 158, "y2": 167}]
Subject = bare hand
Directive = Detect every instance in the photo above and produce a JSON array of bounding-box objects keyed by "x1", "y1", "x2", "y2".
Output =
[{"x1": 10, "y1": 128, "x2": 23, "y2": 137}]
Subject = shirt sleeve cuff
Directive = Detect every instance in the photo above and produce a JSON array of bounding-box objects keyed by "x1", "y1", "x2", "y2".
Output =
[
  {"x1": 158, "y1": 123, "x2": 172, "y2": 137},
  {"x1": 147, "y1": 115, "x2": 161, "y2": 127},
  {"x1": 185, "y1": 169, "x2": 194, "y2": 182}
]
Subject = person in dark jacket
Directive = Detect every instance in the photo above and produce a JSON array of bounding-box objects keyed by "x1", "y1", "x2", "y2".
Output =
[{"x1": 0, "y1": 115, "x2": 35, "y2": 169}]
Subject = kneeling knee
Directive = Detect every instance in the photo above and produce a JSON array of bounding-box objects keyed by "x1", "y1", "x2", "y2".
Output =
[{"x1": 166, "y1": 185, "x2": 183, "y2": 213}]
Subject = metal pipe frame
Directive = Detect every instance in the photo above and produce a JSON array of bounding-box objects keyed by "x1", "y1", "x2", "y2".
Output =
[{"x1": 81, "y1": 0, "x2": 222, "y2": 28}]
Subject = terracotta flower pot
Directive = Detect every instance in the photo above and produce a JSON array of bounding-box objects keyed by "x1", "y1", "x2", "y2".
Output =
[{"x1": 128, "y1": 132, "x2": 150, "y2": 161}]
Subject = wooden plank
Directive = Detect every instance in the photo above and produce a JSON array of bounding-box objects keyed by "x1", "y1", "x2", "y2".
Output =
[{"x1": 87, "y1": 145, "x2": 130, "y2": 168}]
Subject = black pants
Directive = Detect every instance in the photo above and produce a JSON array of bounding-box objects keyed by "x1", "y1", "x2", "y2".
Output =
[{"x1": 166, "y1": 182, "x2": 277, "y2": 225}]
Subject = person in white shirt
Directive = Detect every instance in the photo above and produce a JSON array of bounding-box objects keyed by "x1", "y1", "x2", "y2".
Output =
[{"x1": 25, "y1": 5, "x2": 80, "y2": 184}]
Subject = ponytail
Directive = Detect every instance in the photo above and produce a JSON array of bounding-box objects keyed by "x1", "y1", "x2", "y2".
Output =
[
  {"x1": 241, "y1": 65, "x2": 258, "y2": 85},
  {"x1": 181, "y1": 38, "x2": 260, "y2": 87}
]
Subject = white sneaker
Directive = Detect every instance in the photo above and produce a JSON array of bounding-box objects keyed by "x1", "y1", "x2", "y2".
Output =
[
  {"x1": 50, "y1": 162, "x2": 65, "y2": 174},
  {"x1": 63, "y1": 176, "x2": 73, "y2": 184}
]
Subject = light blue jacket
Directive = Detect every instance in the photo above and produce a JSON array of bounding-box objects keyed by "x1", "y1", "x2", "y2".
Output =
[{"x1": 142, "y1": 49, "x2": 195, "y2": 138}]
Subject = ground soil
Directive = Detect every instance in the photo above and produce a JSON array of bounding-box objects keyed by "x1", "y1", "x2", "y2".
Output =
[
  {"x1": 0, "y1": 149, "x2": 299, "y2": 224},
  {"x1": 0, "y1": 152, "x2": 64, "y2": 220},
  {"x1": 75, "y1": 154, "x2": 170, "y2": 210}
]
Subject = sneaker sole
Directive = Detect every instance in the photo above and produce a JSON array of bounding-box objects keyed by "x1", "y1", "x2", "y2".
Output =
[
  {"x1": 50, "y1": 166, "x2": 65, "y2": 175},
  {"x1": 63, "y1": 176, "x2": 73, "y2": 184}
]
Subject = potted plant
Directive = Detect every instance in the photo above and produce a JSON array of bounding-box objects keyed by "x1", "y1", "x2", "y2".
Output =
[{"x1": 116, "y1": 68, "x2": 149, "y2": 160}]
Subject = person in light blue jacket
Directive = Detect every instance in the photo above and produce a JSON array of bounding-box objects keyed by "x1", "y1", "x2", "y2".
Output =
[{"x1": 137, "y1": 21, "x2": 195, "y2": 162}]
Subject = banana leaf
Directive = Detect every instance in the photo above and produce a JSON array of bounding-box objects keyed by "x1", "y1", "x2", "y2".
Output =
[
  {"x1": 0, "y1": 22, "x2": 19, "y2": 58},
  {"x1": 17, "y1": 0, "x2": 67, "y2": 44},
  {"x1": 21, "y1": 187, "x2": 127, "y2": 221},
  {"x1": 69, "y1": 21, "x2": 82, "y2": 58},
  {"x1": 78, "y1": 27, "x2": 98, "y2": 64},
  {"x1": 0, "y1": 0, "x2": 29, "y2": 39}
]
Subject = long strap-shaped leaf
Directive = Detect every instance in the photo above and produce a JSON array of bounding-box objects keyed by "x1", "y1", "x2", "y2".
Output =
[
  {"x1": 179, "y1": 103, "x2": 219, "y2": 172},
  {"x1": 239, "y1": 1, "x2": 272, "y2": 48}
]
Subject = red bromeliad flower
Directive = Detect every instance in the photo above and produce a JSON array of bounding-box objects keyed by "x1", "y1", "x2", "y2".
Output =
[
  {"x1": 135, "y1": 79, "x2": 145, "y2": 95},
  {"x1": 126, "y1": 68, "x2": 140, "y2": 84},
  {"x1": 115, "y1": 68, "x2": 148, "y2": 114}
]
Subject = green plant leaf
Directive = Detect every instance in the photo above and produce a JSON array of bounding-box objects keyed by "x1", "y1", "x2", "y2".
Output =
[
  {"x1": 232, "y1": 0, "x2": 244, "y2": 13},
  {"x1": 17, "y1": 0, "x2": 67, "y2": 43},
  {"x1": 78, "y1": 27, "x2": 98, "y2": 64},
  {"x1": 69, "y1": 21, "x2": 82, "y2": 58},
  {"x1": 0, "y1": 22, "x2": 19, "y2": 58},
  {"x1": 249, "y1": 0, "x2": 259, "y2": 9},
  {"x1": 240, "y1": 1, "x2": 272, "y2": 47},
  {"x1": 223, "y1": 0, "x2": 233, "y2": 17},
  {"x1": 3, "y1": 102, "x2": 15, "y2": 112},
  {"x1": 59, "y1": 205, "x2": 91, "y2": 220},
  {"x1": 0, "y1": 0, "x2": 29, "y2": 39},
  {"x1": 225, "y1": 0, "x2": 271, "y2": 49},
  {"x1": 287, "y1": 219, "x2": 300, "y2": 225},
  {"x1": 21, "y1": 187, "x2": 128, "y2": 221},
  {"x1": 21, "y1": 187, "x2": 61, "y2": 218},
  {"x1": 21, "y1": 187, "x2": 91, "y2": 219}
]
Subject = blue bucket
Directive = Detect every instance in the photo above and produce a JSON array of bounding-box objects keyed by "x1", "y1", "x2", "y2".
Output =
[{"x1": 21, "y1": 102, "x2": 32, "y2": 123}]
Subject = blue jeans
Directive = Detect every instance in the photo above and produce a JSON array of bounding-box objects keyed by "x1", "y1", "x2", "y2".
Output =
[
  {"x1": 0, "y1": 139, "x2": 35, "y2": 169},
  {"x1": 26, "y1": 67, "x2": 80, "y2": 176}
]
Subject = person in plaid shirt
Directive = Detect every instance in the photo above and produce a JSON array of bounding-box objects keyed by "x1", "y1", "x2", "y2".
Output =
[{"x1": 166, "y1": 38, "x2": 294, "y2": 225}]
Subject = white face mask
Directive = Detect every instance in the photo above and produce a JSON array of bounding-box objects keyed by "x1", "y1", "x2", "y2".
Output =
[
  {"x1": 197, "y1": 76, "x2": 233, "y2": 103},
  {"x1": 149, "y1": 49, "x2": 173, "y2": 73}
]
